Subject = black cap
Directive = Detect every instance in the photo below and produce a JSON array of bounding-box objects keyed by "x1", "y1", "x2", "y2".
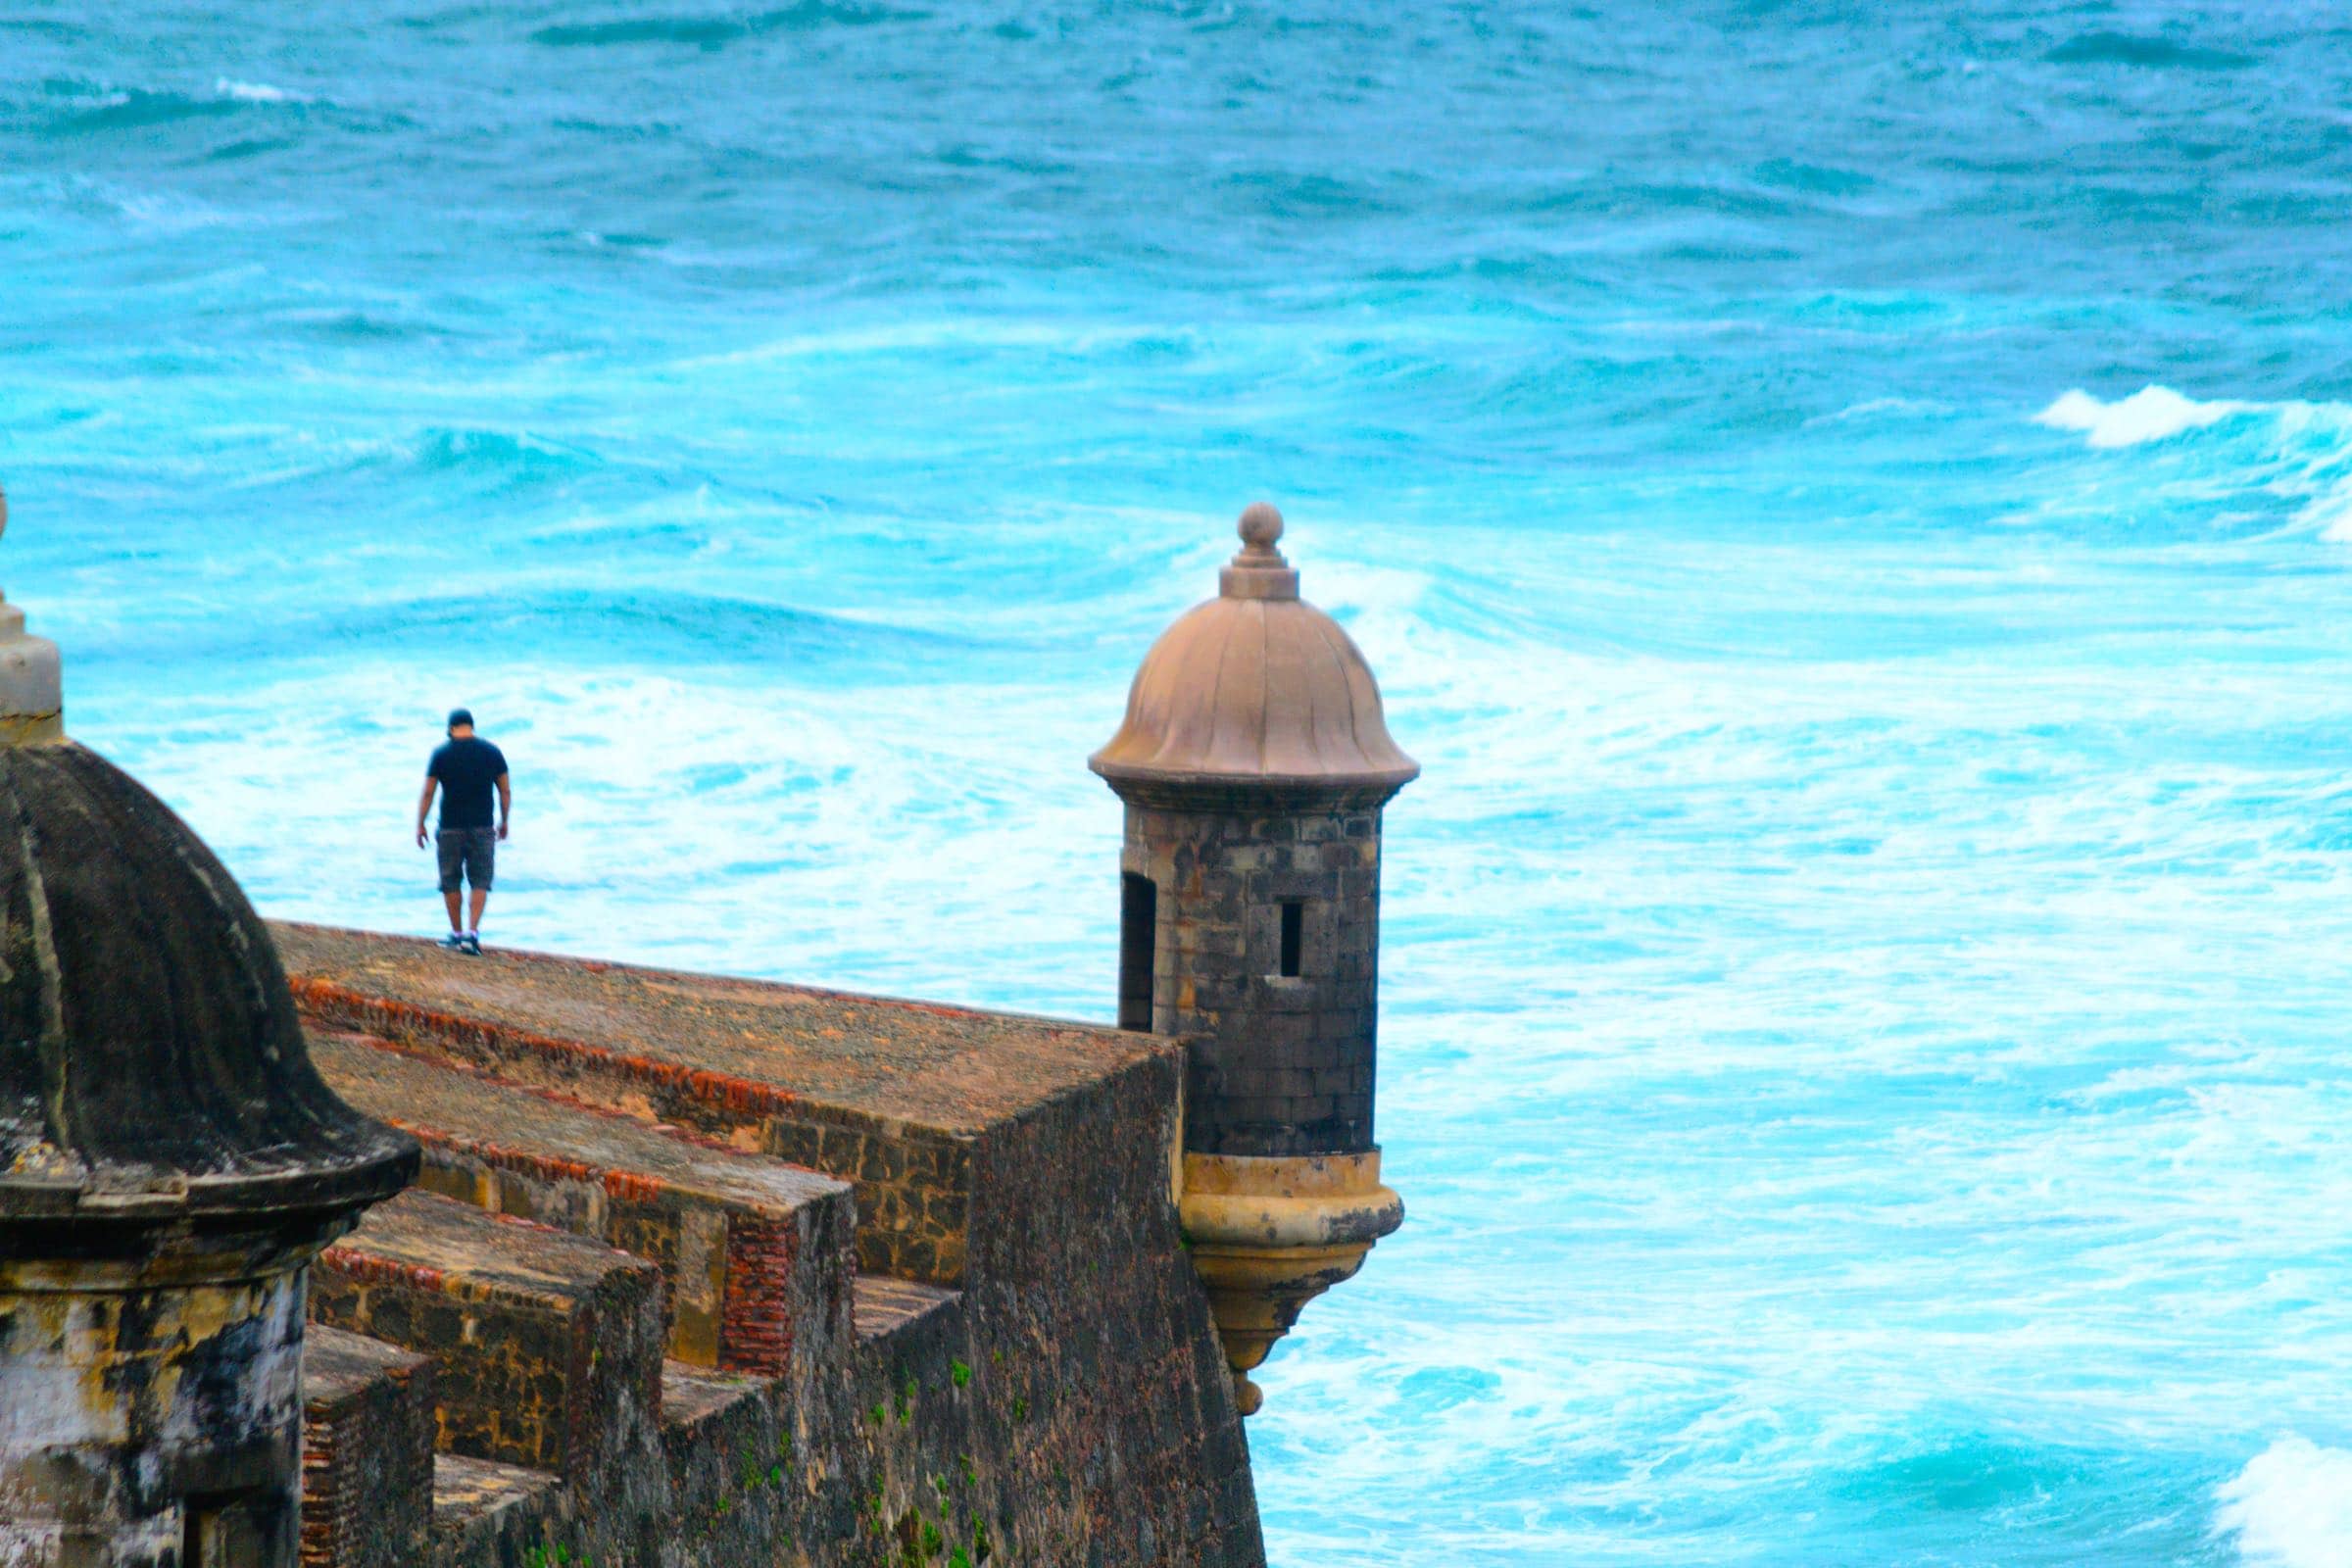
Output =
[{"x1": 447, "y1": 708, "x2": 473, "y2": 730}]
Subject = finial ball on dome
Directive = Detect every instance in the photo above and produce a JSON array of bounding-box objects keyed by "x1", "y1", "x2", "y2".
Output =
[{"x1": 1238, "y1": 501, "x2": 1283, "y2": 550}]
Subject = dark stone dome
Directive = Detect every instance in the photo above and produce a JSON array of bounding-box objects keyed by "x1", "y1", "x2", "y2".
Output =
[{"x1": 0, "y1": 740, "x2": 416, "y2": 1222}]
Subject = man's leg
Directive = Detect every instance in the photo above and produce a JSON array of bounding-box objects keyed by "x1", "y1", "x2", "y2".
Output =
[
  {"x1": 437, "y1": 832, "x2": 466, "y2": 934},
  {"x1": 464, "y1": 827, "x2": 495, "y2": 944},
  {"x1": 467, "y1": 885, "x2": 489, "y2": 933}
]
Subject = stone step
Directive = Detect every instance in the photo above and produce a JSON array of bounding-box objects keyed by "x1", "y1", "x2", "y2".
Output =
[
  {"x1": 661, "y1": 1362, "x2": 772, "y2": 1497},
  {"x1": 276, "y1": 924, "x2": 1166, "y2": 1290},
  {"x1": 430, "y1": 1453, "x2": 561, "y2": 1561},
  {"x1": 311, "y1": 1027, "x2": 857, "y2": 1379},
  {"x1": 661, "y1": 1359, "x2": 763, "y2": 1438},
  {"x1": 300, "y1": 1326, "x2": 435, "y2": 1568},
  {"x1": 289, "y1": 962, "x2": 973, "y2": 1288},
  {"x1": 310, "y1": 1188, "x2": 667, "y2": 1514},
  {"x1": 851, "y1": 1275, "x2": 962, "y2": 1348}
]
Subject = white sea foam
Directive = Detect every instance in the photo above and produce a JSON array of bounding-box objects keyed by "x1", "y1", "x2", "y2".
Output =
[
  {"x1": 2035, "y1": 386, "x2": 2249, "y2": 447},
  {"x1": 2215, "y1": 1438, "x2": 2352, "y2": 1567},
  {"x1": 215, "y1": 77, "x2": 303, "y2": 104},
  {"x1": 2307, "y1": 490, "x2": 2352, "y2": 543},
  {"x1": 98, "y1": 184, "x2": 241, "y2": 233}
]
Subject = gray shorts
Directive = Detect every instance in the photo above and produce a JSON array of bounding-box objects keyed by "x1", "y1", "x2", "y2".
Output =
[{"x1": 436, "y1": 827, "x2": 495, "y2": 893}]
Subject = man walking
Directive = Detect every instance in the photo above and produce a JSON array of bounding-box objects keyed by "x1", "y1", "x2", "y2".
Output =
[{"x1": 416, "y1": 709, "x2": 510, "y2": 955}]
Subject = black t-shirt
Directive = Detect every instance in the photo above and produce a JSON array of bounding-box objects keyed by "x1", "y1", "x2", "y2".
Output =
[{"x1": 428, "y1": 737, "x2": 508, "y2": 831}]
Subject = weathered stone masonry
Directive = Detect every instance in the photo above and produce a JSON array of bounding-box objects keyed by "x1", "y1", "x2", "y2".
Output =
[
  {"x1": 269, "y1": 924, "x2": 1263, "y2": 1568},
  {"x1": 0, "y1": 506, "x2": 417, "y2": 1568},
  {"x1": 1124, "y1": 794, "x2": 1390, "y2": 1157},
  {"x1": 299, "y1": 1328, "x2": 435, "y2": 1568}
]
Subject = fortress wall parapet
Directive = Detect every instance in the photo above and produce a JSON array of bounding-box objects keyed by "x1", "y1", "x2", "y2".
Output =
[
  {"x1": 289, "y1": 963, "x2": 1025, "y2": 1289},
  {"x1": 268, "y1": 923, "x2": 1265, "y2": 1568}
]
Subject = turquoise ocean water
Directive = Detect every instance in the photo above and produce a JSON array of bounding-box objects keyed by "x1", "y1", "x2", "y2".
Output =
[{"x1": 7, "y1": 3, "x2": 2352, "y2": 1562}]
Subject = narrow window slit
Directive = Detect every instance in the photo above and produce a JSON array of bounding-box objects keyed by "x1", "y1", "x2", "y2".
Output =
[
  {"x1": 183, "y1": 1497, "x2": 229, "y2": 1568},
  {"x1": 1118, "y1": 873, "x2": 1157, "y2": 1031},
  {"x1": 1279, "y1": 902, "x2": 1303, "y2": 978}
]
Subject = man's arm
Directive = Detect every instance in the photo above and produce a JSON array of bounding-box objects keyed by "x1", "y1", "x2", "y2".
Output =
[
  {"x1": 416, "y1": 776, "x2": 438, "y2": 848},
  {"x1": 496, "y1": 773, "x2": 512, "y2": 840}
]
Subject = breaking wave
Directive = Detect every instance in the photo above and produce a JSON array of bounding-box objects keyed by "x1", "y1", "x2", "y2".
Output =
[
  {"x1": 2036, "y1": 386, "x2": 2253, "y2": 448},
  {"x1": 2215, "y1": 1439, "x2": 2352, "y2": 1568},
  {"x1": 213, "y1": 76, "x2": 304, "y2": 104},
  {"x1": 2036, "y1": 385, "x2": 2352, "y2": 539}
]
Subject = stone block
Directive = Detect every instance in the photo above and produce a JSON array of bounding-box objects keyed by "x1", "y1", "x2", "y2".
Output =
[
  {"x1": 300, "y1": 1325, "x2": 435, "y2": 1568},
  {"x1": 428, "y1": 1454, "x2": 561, "y2": 1564},
  {"x1": 850, "y1": 1275, "x2": 963, "y2": 1350},
  {"x1": 1317, "y1": 1009, "x2": 1369, "y2": 1042},
  {"x1": 761, "y1": 1116, "x2": 971, "y2": 1286},
  {"x1": 312, "y1": 1029, "x2": 855, "y2": 1377},
  {"x1": 311, "y1": 1190, "x2": 666, "y2": 1504}
]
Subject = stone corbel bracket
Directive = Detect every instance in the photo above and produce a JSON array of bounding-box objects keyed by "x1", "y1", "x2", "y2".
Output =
[{"x1": 1177, "y1": 1151, "x2": 1404, "y2": 1415}]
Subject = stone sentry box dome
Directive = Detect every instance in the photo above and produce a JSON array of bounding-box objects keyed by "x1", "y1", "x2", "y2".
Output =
[
  {"x1": 1090, "y1": 502, "x2": 1420, "y2": 794},
  {"x1": 1091, "y1": 503, "x2": 1413, "y2": 1416},
  {"x1": 0, "y1": 485, "x2": 416, "y2": 1567}
]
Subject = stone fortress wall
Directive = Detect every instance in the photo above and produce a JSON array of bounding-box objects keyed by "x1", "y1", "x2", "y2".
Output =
[
  {"x1": 0, "y1": 497, "x2": 1412, "y2": 1568},
  {"x1": 272, "y1": 925, "x2": 1260, "y2": 1568}
]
